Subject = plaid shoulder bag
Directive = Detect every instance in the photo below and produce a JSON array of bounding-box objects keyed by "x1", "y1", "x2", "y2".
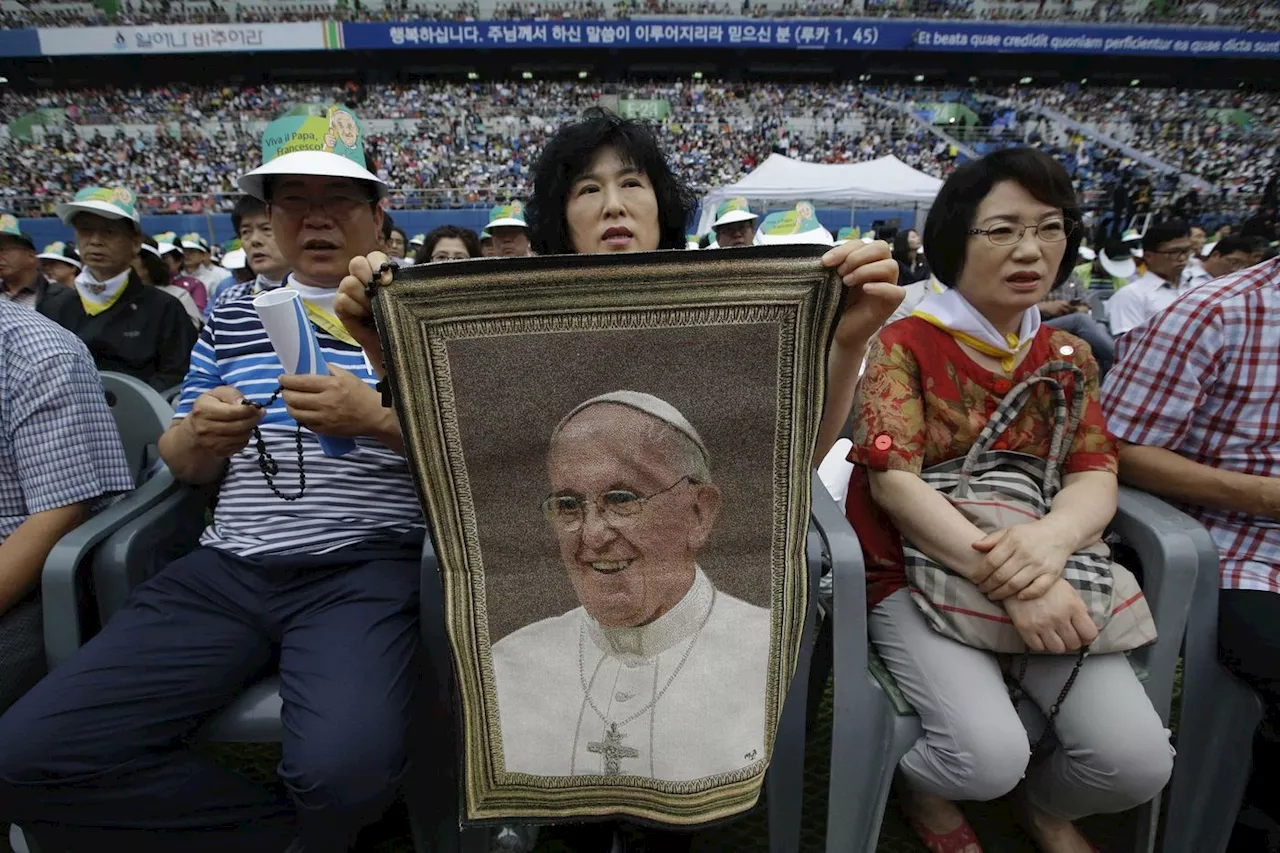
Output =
[{"x1": 903, "y1": 360, "x2": 1157, "y2": 656}]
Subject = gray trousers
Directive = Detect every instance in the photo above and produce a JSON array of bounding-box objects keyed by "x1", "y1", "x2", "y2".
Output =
[
  {"x1": 870, "y1": 589, "x2": 1173, "y2": 821},
  {"x1": 0, "y1": 595, "x2": 45, "y2": 716}
]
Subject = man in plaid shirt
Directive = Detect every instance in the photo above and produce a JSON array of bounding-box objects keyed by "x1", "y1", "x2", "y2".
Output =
[
  {"x1": 0, "y1": 301, "x2": 134, "y2": 713},
  {"x1": 1101, "y1": 257, "x2": 1280, "y2": 848}
]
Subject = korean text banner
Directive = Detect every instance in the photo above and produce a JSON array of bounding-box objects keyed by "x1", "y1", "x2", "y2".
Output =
[
  {"x1": 36, "y1": 21, "x2": 341, "y2": 55},
  {"x1": 340, "y1": 18, "x2": 1280, "y2": 58}
]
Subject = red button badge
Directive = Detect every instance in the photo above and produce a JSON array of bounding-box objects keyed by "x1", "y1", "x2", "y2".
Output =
[{"x1": 874, "y1": 434, "x2": 893, "y2": 451}]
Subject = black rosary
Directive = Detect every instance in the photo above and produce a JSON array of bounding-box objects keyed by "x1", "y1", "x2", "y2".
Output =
[
  {"x1": 1005, "y1": 646, "x2": 1088, "y2": 756},
  {"x1": 241, "y1": 386, "x2": 306, "y2": 501}
]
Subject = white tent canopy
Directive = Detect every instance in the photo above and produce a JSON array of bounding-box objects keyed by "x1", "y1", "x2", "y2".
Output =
[{"x1": 697, "y1": 154, "x2": 944, "y2": 237}]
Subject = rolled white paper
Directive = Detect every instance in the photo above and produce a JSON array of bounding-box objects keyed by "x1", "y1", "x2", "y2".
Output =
[
  {"x1": 817, "y1": 438, "x2": 854, "y2": 511},
  {"x1": 253, "y1": 288, "x2": 357, "y2": 458}
]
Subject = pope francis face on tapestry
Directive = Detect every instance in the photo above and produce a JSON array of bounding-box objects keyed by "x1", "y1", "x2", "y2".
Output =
[{"x1": 490, "y1": 391, "x2": 773, "y2": 783}]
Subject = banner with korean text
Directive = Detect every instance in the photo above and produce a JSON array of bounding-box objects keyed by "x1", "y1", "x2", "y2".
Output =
[
  {"x1": 339, "y1": 18, "x2": 1280, "y2": 58},
  {"x1": 37, "y1": 21, "x2": 339, "y2": 56}
]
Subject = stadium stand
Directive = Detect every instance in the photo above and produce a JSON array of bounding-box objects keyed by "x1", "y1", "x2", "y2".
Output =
[{"x1": 0, "y1": 80, "x2": 1274, "y2": 229}]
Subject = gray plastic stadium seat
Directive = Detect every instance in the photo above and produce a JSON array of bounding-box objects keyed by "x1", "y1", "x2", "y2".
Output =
[
  {"x1": 810, "y1": 485, "x2": 1200, "y2": 853},
  {"x1": 100, "y1": 371, "x2": 174, "y2": 485},
  {"x1": 40, "y1": 372, "x2": 177, "y2": 667},
  {"x1": 1088, "y1": 290, "x2": 1111, "y2": 325},
  {"x1": 1153, "y1": 497, "x2": 1265, "y2": 853},
  {"x1": 415, "y1": 473, "x2": 830, "y2": 853}
]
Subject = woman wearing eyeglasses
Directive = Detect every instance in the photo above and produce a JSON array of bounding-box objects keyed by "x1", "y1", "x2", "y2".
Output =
[{"x1": 845, "y1": 148, "x2": 1172, "y2": 853}]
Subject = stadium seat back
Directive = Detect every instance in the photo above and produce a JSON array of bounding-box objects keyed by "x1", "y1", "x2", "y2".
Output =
[{"x1": 100, "y1": 371, "x2": 175, "y2": 486}]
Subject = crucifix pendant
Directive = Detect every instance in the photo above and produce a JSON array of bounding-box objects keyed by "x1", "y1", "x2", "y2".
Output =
[{"x1": 587, "y1": 722, "x2": 639, "y2": 776}]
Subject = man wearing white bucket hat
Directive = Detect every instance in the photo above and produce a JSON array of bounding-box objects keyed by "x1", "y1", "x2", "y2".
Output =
[
  {"x1": 37, "y1": 186, "x2": 196, "y2": 391},
  {"x1": 179, "y1": 231, "x2": 229, "y2": 301},
  {"x1": 709, "y1": 196, "x2": 758, "y2": 249},
  {"x1": 485, "y1": 201, "x2": 533, "y2": 257},
  {"x1": 0, "y1": 106, "x2": 424, "y2": 853}
]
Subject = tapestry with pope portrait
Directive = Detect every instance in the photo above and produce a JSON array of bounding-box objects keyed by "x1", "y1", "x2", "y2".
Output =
[{"x1": 370, "y1": 247, "x2": 841, "y2": 825}]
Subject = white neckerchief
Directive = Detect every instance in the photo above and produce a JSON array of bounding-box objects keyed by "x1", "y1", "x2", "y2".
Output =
[
  {"x1": 913, "y1": 287, "x2": 1041, "y2": 373},
  {"x1": 586, "y1": 566, "x2": 715, "y2": 661},
  {"x1": 254, "y1": 273, "x2": 284, "y2": 293},
  {"x1": 74, "y1": 267, "x2": 132, "y2": 315}
]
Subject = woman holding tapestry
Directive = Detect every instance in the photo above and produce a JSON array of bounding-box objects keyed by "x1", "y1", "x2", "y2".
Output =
[
  {"x1": 845, "y1": 148, "x2": 1172, "y2": 853},
  {"x1": 333, "y1": 108, "x2": 904, "y2": 853},
  {"x1": 336, "y1": 108, "x2": 903, "y2": 463}
]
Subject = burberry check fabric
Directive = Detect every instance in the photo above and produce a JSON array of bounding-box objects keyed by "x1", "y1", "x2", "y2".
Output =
[
  {"x1": 904, "y1": 361, "x2": 1155, "y2": 654},
  {"x1": 1103, "y1": 259, "x2": 1280, "y2": 594}
]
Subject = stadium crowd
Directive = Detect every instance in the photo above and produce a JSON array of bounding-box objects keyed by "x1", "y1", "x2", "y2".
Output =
[
  {"x1": 0, "y1": 80, "x2": 962, "y2": 216},
  {"x1": 1, "y1": 0, "x2": 1278, "y2": 28},
  {"x1": 2, "y1": 79, "x2": 1275, "y2": 226}
]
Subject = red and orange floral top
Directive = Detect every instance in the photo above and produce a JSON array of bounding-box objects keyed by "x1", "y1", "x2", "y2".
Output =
[{"x1": 845, "y1": 316, "x2": 1118, "y2": 611}]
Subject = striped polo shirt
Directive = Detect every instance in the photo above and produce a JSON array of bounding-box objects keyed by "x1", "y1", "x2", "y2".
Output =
[{"x1": 174, "y1": 287, "x2": 422, "y2": 557}]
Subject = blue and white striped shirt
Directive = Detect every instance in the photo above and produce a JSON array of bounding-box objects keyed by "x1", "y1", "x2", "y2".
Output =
[
  {"x1": 174, "y1": 290, "x2": 423, "y2": 557},
  {"x1": 0, "y1": 301, "x2": 135, "y2": 542}
]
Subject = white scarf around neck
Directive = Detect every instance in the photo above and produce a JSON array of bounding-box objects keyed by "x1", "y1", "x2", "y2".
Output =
[
  {"x1": 74, "y1": 267, "x2": 131, "y2": 315},
  {"x1": 913, "y1": 287, "x2": 1041, "y2": 372}
]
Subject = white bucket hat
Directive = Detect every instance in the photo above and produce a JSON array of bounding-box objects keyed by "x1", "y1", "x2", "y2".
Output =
[
  {"x1": 55, "y1": 186, "x2": 141, "y2": 228},
  {"x1": 221, "y1": 247, "x2": 247, "y2": 270},
  {"x1": 179, "y1": 233, "x2": 210, "y2": 253},
  {"x1": 37, "y1": 240, "x2": 82, "y2": 269},
  {"x1": 1100, "y1": 245, "x2": 1137, "y2": 280},
  {"x1": 239, "y1": 105, "x2": 387, "y2": 202},
  {"x1": 486, "y1": 202, "x2": 528, "y2": 230},
  {"x1": 712, "y1": 197, "x2": 758, "y2": 229}
]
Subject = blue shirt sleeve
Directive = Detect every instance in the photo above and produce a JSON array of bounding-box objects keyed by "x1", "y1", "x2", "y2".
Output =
[{"x1": 173, "y1": 314, "x2": 222, "y2": 419}]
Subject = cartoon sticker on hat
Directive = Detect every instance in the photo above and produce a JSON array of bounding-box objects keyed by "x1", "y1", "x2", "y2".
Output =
[
  {"x1": 262, "y1": 104, "x2": 366, "y2": 165},
  {"x1": 761, "y1": 203, "x2": 822, "y2": 236},
  {"x1": 324, "y1": 105, "x2": 360, "y2": 152},
  {"x1": 509, "y1": 200, "x2": 524, "y2": 215},
  {"x1": 111, "y1": 187, "x2": 135, "y2": 206},
  {"x1": 0, "y1": 214, "x2": 18, "y2": 232}
]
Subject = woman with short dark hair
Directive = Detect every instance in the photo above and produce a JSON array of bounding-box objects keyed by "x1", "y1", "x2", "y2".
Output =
[
  {"x1": 527, "y1": 108, "x2": 696, "y2": 256},
  {"x1": 845, "y1": 147, "x2": 1171, "y2": 853},
  {"x1": 337, "y1": 108, "x2": 902, "y2": 462},
  {"x1": 421, "y1": 225, "x2": 482, "y2": 263}
]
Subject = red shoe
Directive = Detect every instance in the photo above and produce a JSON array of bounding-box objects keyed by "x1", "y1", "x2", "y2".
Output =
[{"x1": 908, "y1": 817, "x2": 986, "y2": 853}]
